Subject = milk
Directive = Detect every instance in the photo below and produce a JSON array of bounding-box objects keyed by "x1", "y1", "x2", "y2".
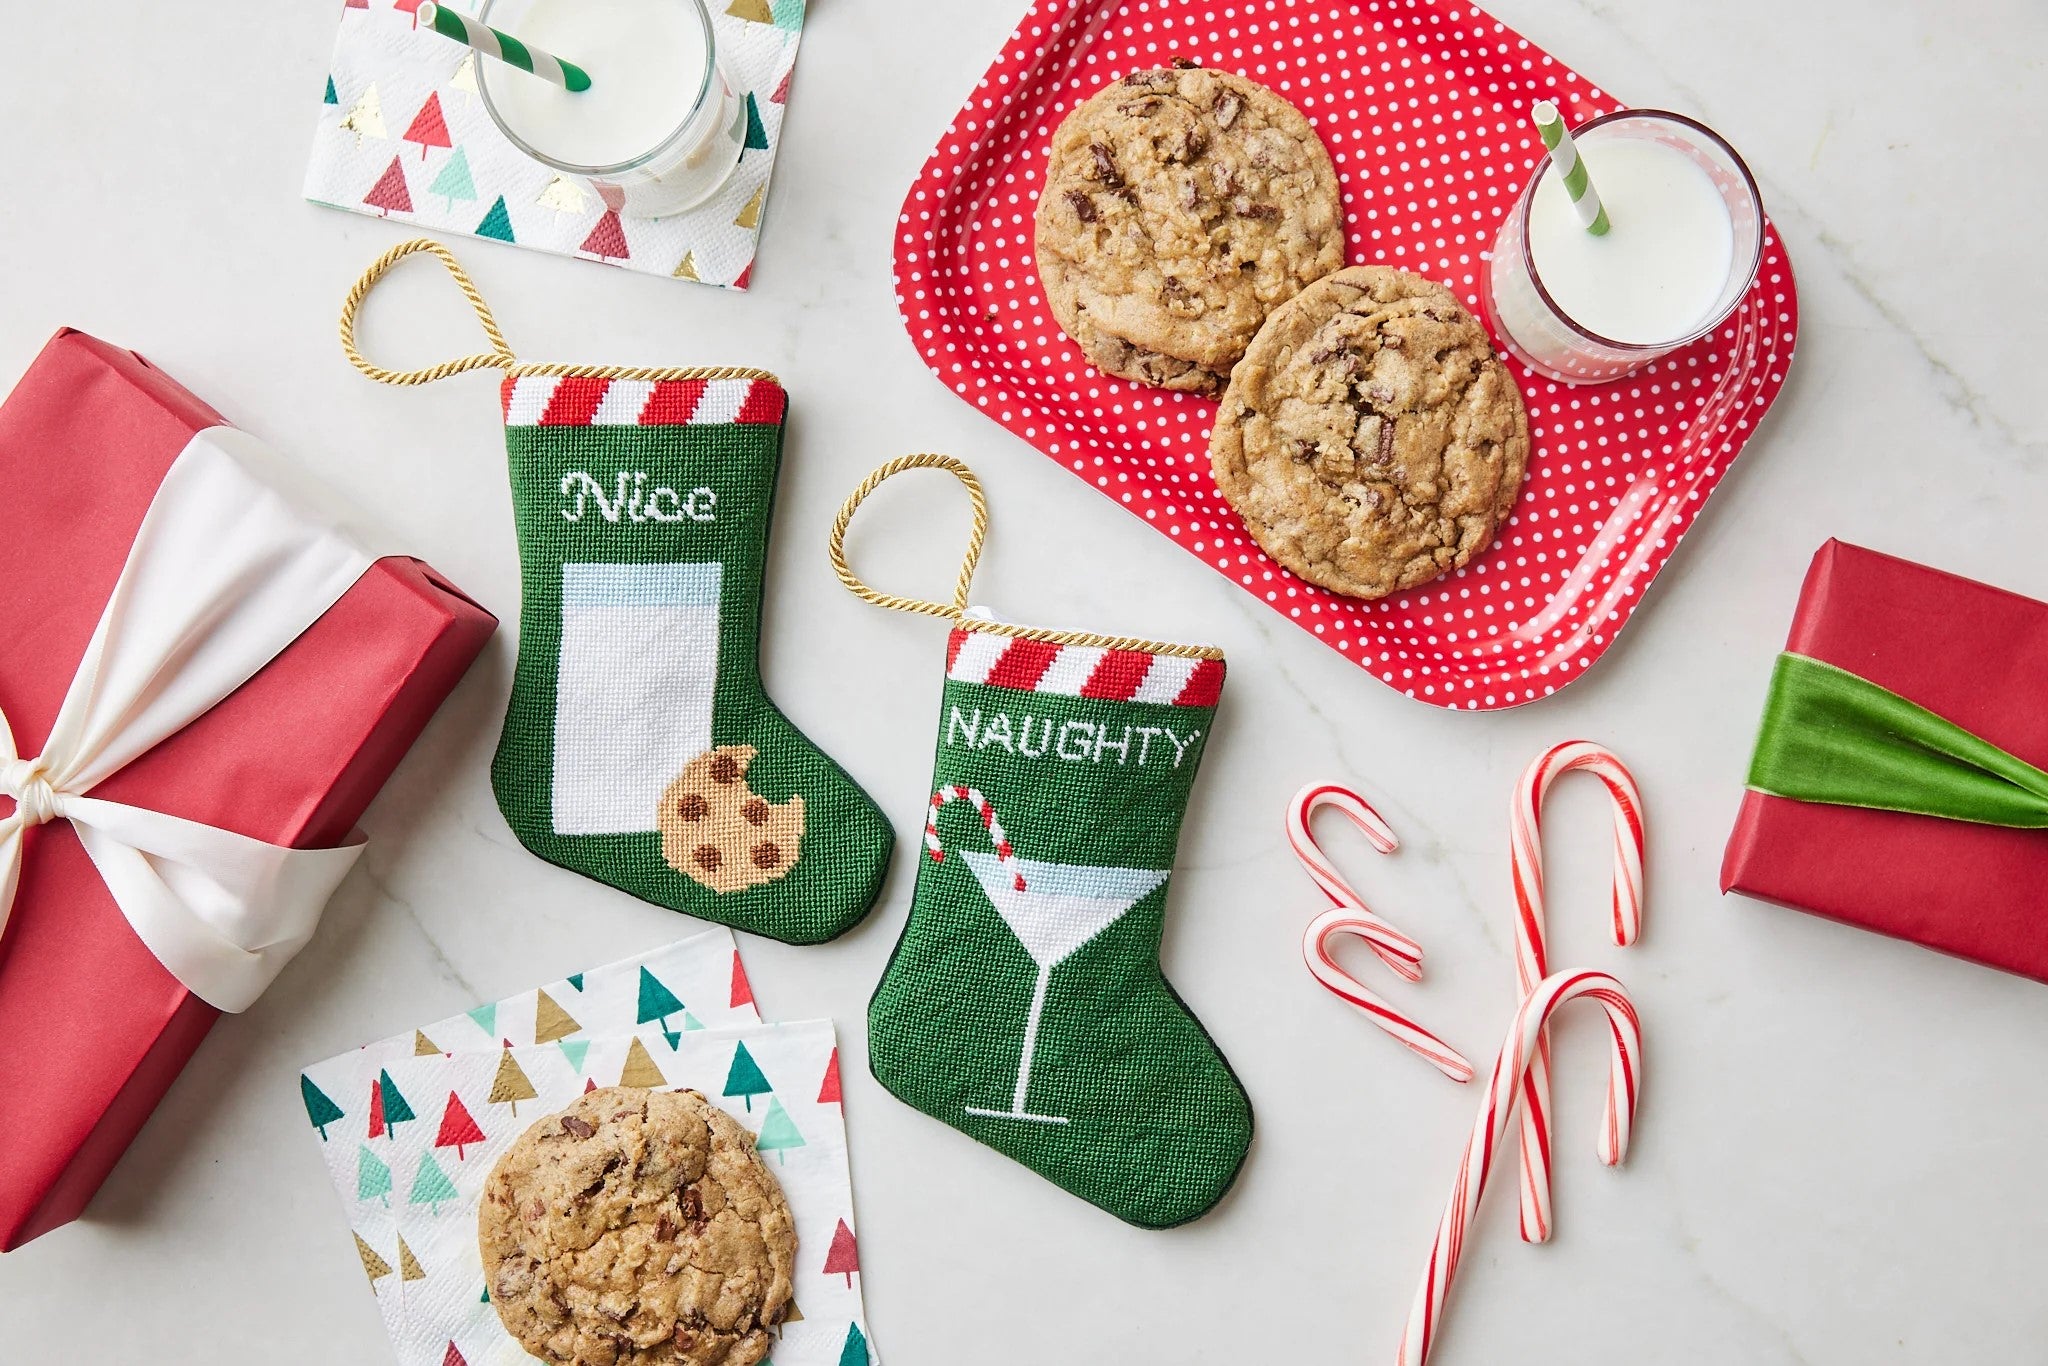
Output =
[
  {"x1": 1527, "y1": 139, "x2": 1735, "y2": 346},
  {"x1": 1485, "y1": 111, "x2": 1762, "y2": 384},
  {"x1": 553, "y1": 562, "x2": 721, "y2": 836},
  {"x1": 481, "y1": 0, "x2": 744, "y2": 215}
]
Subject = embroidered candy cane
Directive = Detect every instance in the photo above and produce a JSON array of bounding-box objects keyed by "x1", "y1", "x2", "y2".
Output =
[
  {"x1": 1396, "y1": 969, "x2": 1643, "y2": 1366},
  {"x1": 1510, "y1": 741, "x2": 1645, "y2": 1244},
  {"x1": 925, "y1": 784, "x2": 1026, "y2": 891},
  {"x1": 1292, "y1": 784, "x2": 1473, "y2": 1083}
]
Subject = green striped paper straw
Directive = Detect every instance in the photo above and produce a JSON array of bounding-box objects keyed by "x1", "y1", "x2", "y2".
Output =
[
  {"x1": 1532, "y1": 100, "x2": 1609, "y2": 236},
  {"x1": 416, "y1": 2, "x2": 591, "y2": 93}
]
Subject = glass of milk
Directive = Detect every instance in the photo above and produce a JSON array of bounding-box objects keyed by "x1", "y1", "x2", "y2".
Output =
[
  {"x1": 478, "y1": 0, "x2": 746, "y2": 218},
  {"x1": 1485, "y1": 110, "x2": 1763, "y2": 384}
]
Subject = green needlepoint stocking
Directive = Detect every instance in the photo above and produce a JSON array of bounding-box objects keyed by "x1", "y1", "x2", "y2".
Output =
[
  {"x1": 342, "y1": 240, "x2": 893, "y2": 944},
  {"x1": 831, "y1": 456, "x2": 1253, "y2": 1228}
]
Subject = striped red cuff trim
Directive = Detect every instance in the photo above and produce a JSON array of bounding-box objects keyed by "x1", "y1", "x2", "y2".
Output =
[
  {"x1": 945, "y1": 628, "x2": 1224, "y2": 707},
  {"x1": 498, "y1": 375, "x2": 785, "y2": 427}
]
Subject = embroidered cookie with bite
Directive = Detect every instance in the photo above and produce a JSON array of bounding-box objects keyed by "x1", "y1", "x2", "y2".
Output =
[
  {"x1": 1035, "y1": 63, "x2": 1345, "y2": 395},
  {"x1": 658, "y1": 745, "x2": 805, "y2": 894}
]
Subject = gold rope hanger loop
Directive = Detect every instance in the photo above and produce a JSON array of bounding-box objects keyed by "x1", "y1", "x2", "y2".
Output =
[
  {"x1": 338, "y1": 237, "x2": 779, "y2": 386},
  {"x1": 829, "y1": 454, "x2": 1224, "y2": 660},
  {"x1": 511, "y1": 358, "x2": 779, "y2": 382},
  {"x1": 829, "y1": 453, "x2": 988, "y2": 621},
  {"x1": 339, "y1": 237, "x2": 518, "y2": 386}
]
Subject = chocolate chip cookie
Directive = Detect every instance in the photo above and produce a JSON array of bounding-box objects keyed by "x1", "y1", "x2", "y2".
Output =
[
  {"x1": 1035, "y1": 63, "x2": 1345, "y2": 396},
  {"x1": 480, "y1": 1086, "x2": 797, "y2": 1366},
  {"x1": 657, "y1": 746, "x2": 805, "y2": 895},
  {"x1": 1209, "y1": 266, "x2": 1530, "y2": 599}
]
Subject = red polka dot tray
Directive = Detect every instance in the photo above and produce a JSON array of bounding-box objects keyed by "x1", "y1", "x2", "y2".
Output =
[{"x1": 893, "y1": 0, "x2": 1798, "y2": 710}]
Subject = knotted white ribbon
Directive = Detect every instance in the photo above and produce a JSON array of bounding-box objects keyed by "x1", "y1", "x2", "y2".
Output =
[{"x1": 0, "y1": 427, "x2": 380, "y2": 1013}]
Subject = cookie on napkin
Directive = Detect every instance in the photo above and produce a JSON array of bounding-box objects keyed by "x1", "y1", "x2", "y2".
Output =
[
  {"x1": 482, "y1": 1086, "x2": 796, "y2": 1366},
  {"x1": 1035, "y1": 64, "x2": 1344, "y2": 395},
  {"x1": 1209, "y1": 266, "x2": 1530, "y2": 599}
]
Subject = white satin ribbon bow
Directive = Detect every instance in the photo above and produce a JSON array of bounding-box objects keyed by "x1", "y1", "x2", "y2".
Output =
[{"x1": 0, "y1": 427, "x2": 379, "y2": 1013}]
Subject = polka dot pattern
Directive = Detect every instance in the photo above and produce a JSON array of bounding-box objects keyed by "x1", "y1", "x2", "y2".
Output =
[{"x1": 892, "y1": 0, "x2": 1799, "y2": 711}]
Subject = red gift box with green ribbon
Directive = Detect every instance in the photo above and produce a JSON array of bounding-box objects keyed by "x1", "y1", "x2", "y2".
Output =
[{"x1": 1722, "y1": 540, "x2": 2048, "y2": 981}]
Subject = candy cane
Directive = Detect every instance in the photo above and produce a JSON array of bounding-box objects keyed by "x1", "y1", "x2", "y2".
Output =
[
  {"x1": 1396, "y1": 969, "x2": 1643, "y2": 1366},
  {"x1": 1510, "y1": 742, "x2": 1645, "y2": 1244},
  {"x1": 925, "y1": 784, "x2": 1026, "y2": 891},
  {"x1": 1291, "y1": 784, "x2": 1474, "y2": 1084}
]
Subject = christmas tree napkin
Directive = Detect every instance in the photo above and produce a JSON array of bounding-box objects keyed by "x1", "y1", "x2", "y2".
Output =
[
  {"x1": 351, "y1": 1026, "x2": 865, "y2": 1366},
  {"x1": 300, "y1": 932, "x2": 874, "y2": 1365},
  {"x1": 298, "y1": 929, "x2": 760, "y2": 1122},
  {"x1": 305, "y1": 0, "x2": 804, "y2": 288}
]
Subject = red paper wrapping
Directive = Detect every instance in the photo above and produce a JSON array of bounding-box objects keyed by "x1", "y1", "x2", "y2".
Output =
[
  {"x1": 1721, "y1": 540, "x2": 2048, "y2": 982},
  {"x1": 0, "y1": 329, "x2": 497, "y2": 1250}
]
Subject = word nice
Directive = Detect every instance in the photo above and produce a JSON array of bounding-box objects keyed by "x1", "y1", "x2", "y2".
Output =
[
  {"x1": 561, "y1": 470, "x2": 718, "y2": 524},
  {"x1": 945, "y1": 706, "x2": 1203, "y2": 769}
]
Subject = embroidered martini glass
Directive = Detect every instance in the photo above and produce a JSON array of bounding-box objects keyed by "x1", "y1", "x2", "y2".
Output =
[{"x1": 957, "y1": 850, "x2": 1167, "y2": 1126}]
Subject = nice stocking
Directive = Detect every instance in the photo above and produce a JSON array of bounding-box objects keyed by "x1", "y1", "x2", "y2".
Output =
[{"x1": 344, "y1": 240, "x2": 893, "y2": 943}]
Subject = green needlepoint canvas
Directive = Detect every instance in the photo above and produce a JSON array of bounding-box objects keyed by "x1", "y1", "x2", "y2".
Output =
[
  {"x1": 867, "y1": 630, "x2": 1250, "y2": 1228},
  {"x1": 486, "y1": 380, "x2": 892, "y2": 943}
]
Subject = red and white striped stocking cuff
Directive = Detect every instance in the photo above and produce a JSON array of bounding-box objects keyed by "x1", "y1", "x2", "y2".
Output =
[
  {"x1": 499, "y1": 374, "x2": 786, "y2": 427},
  {"x1": 944, "y1": 627, "x2": 1224, "y2": 708}
]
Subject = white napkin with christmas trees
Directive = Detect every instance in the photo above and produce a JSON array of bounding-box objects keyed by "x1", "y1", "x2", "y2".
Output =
[
  {"x1": 300, "y1": 930, "x2": 873, "y2": 1366},
  {"x1": 305, "y1": 0, "x2": 804, "y2": 288}
]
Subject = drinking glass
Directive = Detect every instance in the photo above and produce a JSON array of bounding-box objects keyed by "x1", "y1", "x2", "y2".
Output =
[
  {"x1": 1484, "y1": 110, "x2": 1763, "y2": 384},
  {"x1": 478, "y1": 0, "x2": 746, "y2": 218}
]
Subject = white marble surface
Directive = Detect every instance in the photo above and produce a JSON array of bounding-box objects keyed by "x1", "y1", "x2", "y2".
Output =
[{"x1": 3, "y1": 1, "x2": 2046, "y2": 1361}]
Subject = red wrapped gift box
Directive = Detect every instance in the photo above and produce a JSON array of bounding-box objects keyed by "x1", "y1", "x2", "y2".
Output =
[
  {"x1": 0, "y1": 329, "x2": 497, "y2": 1250},
  {"x1": 1721, "y1": 540, "x2": 2048, "y2": 982}
]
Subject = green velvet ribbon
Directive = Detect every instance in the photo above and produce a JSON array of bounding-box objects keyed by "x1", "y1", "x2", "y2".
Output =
[{"x1": 1747, "y1": 652, "x2": 2048, "y2": 827}]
